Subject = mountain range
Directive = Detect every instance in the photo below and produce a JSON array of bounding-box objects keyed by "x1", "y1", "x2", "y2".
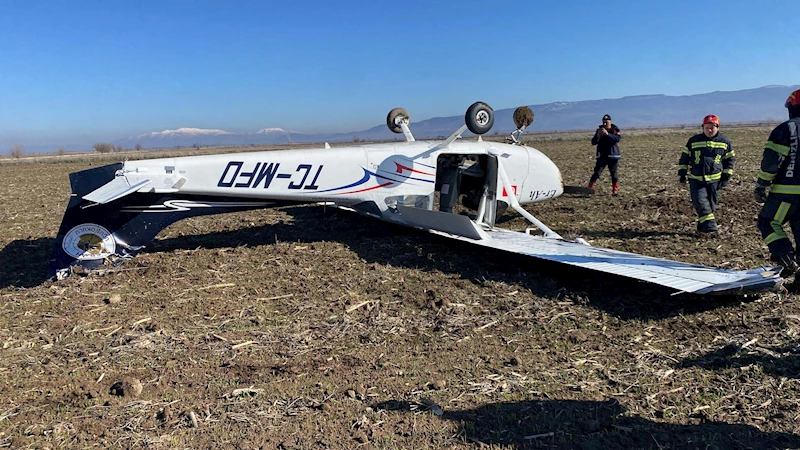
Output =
[{"x1": 104, "y1": 84, "x2": 800, "y2": 149}]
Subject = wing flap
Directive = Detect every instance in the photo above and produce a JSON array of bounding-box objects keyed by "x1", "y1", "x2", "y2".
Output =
[{"x1": 395, "y1": 205, "x2": 487, "y2": 240}]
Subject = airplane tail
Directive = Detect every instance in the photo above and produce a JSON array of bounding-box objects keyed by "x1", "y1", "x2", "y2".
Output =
[{"x1": 49, "y1": 163, "x2": 295, "y2": 279}]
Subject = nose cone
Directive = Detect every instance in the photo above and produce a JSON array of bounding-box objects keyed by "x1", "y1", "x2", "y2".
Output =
[{"x1": 523, "y1": 146, "x2": 564, "y2": 202}]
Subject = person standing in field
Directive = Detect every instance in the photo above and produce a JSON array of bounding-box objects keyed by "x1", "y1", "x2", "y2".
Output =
[
  {"x1": 677, "y1": 114, "x2": 735, "y2": 233},
  {"x1": 754, "y1": 88, "x2": 800, "y2": 278},
  {"x1": 588, "y1": 114, "x2": 622, "y2": 195}
]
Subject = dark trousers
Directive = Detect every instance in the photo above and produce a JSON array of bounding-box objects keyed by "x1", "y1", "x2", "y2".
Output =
[
  {"x1": 757, "y1": 194, "x2": 800, "y2": 257},
  {"x1": 689, "y1": 179, "x2": 719, "y2": 231},
  {"x1": 589, "y1": 157, "x2": 619, "y2": 183}
]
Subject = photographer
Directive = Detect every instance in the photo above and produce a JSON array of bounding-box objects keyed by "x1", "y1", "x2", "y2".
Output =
[{"x1": 588, "y1": 114, "x2": 622, "y2": 195}]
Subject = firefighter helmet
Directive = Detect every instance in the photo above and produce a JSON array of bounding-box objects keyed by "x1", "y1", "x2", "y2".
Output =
[
  {"x1": 786, "y1": 89, "x2": 800, "y2": 108},
  {"x1": 702, "y1": 114, "x2": 720, "y2": 126}
]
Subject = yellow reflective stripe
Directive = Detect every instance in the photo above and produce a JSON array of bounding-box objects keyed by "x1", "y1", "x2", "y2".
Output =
[
  {"x1": 766, "y1": 231, "x2": 788, "y2": 245},
  {"x1": 722, "y1": 168, "x2": 734, "y2": 175},
  {"x1": 697, "y1": 213, "x2": 715, "y2": 223},
  {"x1": 765, "y1": 202, "x2": 791, "y2": 244},
  {"x1": 722, "y1": 150, "x2": 735, "y2": 159},
  {"x1": 766, "y1": 141, "x2": 790, "y2": 156},
  {"x1": 682, "y1": 147, "x2": 690, "y2": 155},
  {"x1": 769, "y1": 185, "x2": 800, "y2": 195},
  {"x1": 678, "y1": 165, "x2": 688, "y2": 170},
  {"x1": 775, "y1": 202, "x2": 790, "y2": 222},
  {"x1": 690, "y1": 141, "x2": 728, "y2": 149},
  {"x1": 758, "y1": 170, "x2": 776, "y2": 181},
  {"x1": 687, "y1": 173, "x2": 722, "y2": 181}
]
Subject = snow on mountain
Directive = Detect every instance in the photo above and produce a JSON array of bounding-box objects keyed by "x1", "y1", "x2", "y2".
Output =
[
  {"x1": 255, "y1": 127, "x2": 289, "y2": 134},
  {"x1": 141, "y1": 128, "x2": 234, "y2": 138},
  {"x1": 118, "y1": 126, "x2": 304, "y2": 149}
]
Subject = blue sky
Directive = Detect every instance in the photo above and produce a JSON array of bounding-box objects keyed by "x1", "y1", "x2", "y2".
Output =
[{"x1": 0, "y1": 0, "x2": 796, "y2": 151}]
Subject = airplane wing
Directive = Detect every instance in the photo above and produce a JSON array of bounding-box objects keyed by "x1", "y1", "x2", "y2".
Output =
[{"x1": 394, "y1": 206, "x2": 782, "y2": 295}]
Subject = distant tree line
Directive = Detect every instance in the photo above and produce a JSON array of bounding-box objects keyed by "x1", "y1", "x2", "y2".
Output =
[
  {"x1": 93, "y1": 143, "x2": 114, "y2": 153},
  {"x1": 93, "y1": 143, "x2": 133, "y2": 153},
  {"x1": 10, "y1": 145, "x2": 23, "y2": 158}
]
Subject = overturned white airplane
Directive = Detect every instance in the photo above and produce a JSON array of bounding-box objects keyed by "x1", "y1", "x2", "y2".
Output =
[{"x1": 50, "y1": 102, "x2": 782, "y2": 295}]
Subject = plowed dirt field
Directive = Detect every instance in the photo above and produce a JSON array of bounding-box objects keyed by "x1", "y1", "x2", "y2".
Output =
[{"x1": 2, "y1": 127, "x2": 800, "y2": 449}]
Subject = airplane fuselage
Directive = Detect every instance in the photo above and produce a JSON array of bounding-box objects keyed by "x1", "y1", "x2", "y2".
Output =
[{"x1": 119, "y1": 140, "x2": 564, "y2": 213}]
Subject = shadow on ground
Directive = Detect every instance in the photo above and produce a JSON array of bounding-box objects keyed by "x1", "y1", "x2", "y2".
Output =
[
  {"x1": 0, "y1": 238, "x2": 55, "y2": 289},
  {"x1": 148, "y1": 206, "x2": 756, "y2": 320},
  {"x1": 679, "y1": 342, "x2": 800, "y2": 379},
  {"x1": 577, "y1": 229, "x2": 698, "y2": 240},
  {"x1": 373, "y1": 398, "x2": 800, "y2": 449},
  {"x1": 1, "y1": 205, "x2": 758, "y2": 320}
]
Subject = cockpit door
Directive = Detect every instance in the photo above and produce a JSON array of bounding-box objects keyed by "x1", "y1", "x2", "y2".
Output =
[{"x1": 475, "y1": 154, "x2": 499, "y2": 228}]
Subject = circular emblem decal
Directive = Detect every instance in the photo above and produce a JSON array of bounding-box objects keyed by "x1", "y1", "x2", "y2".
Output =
[{"x1": 62, "y1": 224, "x2": 116, "y2": 261}]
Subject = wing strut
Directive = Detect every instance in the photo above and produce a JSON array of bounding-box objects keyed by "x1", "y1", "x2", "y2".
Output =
[{"x1": 399, "y1": 121, "x2": 415, "y2": 142}]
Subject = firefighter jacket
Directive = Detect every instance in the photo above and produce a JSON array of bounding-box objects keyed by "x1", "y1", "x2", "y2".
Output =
[
  {"x1": 678, "y1": 132, "x2": 735, "y2": 183},
  {"x1": 756, "y1": 118, "x2": 800, "y2": 194},
  {"x1": 591, "y1": 125, "x2": 621, "y2": 159}
]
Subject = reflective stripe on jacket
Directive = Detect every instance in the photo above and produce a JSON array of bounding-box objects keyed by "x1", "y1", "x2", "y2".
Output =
[
  {"x1": 677, "y1": 132, "x2": 735, "y2": 182},
  {"x1": 758, "y1": 119, "x2": 800, "y2": 193}
]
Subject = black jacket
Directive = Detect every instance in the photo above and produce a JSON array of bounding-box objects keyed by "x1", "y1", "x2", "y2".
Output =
[
  {"x1": 678, "y1": 132, "x2": 735, "y2": 183},
  {"x1": 757, "y1": 118, "x2": 800, "y2": 194},
  {"x1": 591, "y1": 125, "x2": 621, "y2": 159}
]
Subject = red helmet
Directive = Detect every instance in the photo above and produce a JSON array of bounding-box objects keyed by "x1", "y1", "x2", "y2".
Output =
[
  {"x1": 786, "y1": 89, "x2": 800, "y2": 108},
  {"x1": 702, "y1": 114, "x2": 720, "y2": 126}
]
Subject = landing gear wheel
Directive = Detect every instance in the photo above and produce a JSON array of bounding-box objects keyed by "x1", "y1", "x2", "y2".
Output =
[
  {"x1": 513, "y1": 106, "x2": 534, "y2": 129},
  {"x1": 496, "y1": 200, "x2": 509, "y2": 216},
  {"x1": 465, "y1": 102, "x2": 494, "y2": 135},
  {"x1": 386, "y1": 108, "x2": 410, "y2": 134}
]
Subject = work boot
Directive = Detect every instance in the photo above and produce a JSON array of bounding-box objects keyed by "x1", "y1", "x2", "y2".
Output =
[
  {"x1": 772, "y1": 252, "x2": 800, "y2": 278},
  {"x1": 697, "y1": 220, "x2": 718, "y2": 234},
  {"x1": 588, "y1": 181, "x2": 595, "y2": 189},
  {"x1": 788, "y1": 278, "x2": 800, "y2": 294},
  {"x1": 612, "y1": 182, "x2": 619, "y2": 196}
]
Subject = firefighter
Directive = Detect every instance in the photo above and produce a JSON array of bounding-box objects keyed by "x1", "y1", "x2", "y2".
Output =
[
  {"x1": 755, "y1": 88, "x2": 800, "y2": 276},
  {"x1": 588, "y1": 114, "x2": 622, "y2": 195},
  {"x1": 677, "y1": 114, "x2": 735, "y2": 233}
]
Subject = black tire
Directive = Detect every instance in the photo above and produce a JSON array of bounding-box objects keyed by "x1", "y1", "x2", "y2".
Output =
[
  {"x1": 496, "y1": 200, "x2": 509, "y2": 216},
  {"x1": 386, "y1": 108, "x2": 410, "y2": 134},
  {"x1": 465, "y1": 101, "x2": 494, "y2": 135},
  {"x1": 513, "y1": 106, "x2": 534, "y2": 129}
]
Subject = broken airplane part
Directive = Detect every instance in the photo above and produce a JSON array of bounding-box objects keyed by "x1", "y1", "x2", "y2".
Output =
[{"x1": 49, "y1": 102, "x2": 783, "y2": 295}]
